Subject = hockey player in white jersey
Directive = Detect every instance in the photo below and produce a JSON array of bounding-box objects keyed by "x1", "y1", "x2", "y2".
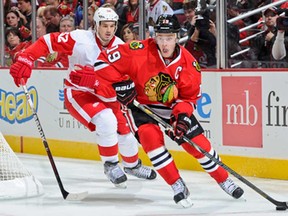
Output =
[{"x1": 9, "y1": 7, "x2": 156, "y2": 188}]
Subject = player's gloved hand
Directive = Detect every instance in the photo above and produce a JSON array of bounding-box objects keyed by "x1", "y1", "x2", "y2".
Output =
[
  {"x1": 112, "y1": 80, "x2": 137, "y2": 106},
  {"x1": 166, "y1": 113, "x2": 192, "y2": 144},
  {"x1": 9, "y1": 53, "x2": 34, "y2": 87},
  {"x1": 69, "y1": 64, "x2": 97, "y2": 88}
]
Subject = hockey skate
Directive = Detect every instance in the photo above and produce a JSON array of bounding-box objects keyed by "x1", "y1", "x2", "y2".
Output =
[
  {"x1": 219, "y1": 177, "x2": 244, "y2": 199},
  {"x1": 124, "y1": 159, "x2": 157, "y2": 180},
  {"x1": 171, "y1": 178, "x2": 193, "y2": 208},
  {"x1": 104, "y1": 161, "x2": 127, "y2": 188}
]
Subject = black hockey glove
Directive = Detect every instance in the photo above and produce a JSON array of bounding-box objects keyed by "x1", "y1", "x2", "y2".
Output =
[
  {"x1": 112, "y1": 80, "x2": 137, "y2": 106},
  {"x1": 165, "y1": 113, "x2": 192, "y2": 144}
]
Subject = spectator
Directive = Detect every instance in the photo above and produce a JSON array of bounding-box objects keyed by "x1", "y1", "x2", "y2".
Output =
[
  {"x1": 272, "y1": 29, "x2": 288, "y2": 61},
  {"x1": 182, "y1": 0, "x2": 216, "y2": 68},
  {"x1": 35, "y1": 17, "x2": 46, "y2": 39},
  {"x1": 46, "y1": 22, "x2": 60, "y2": 33},
  {"x1": 272, "y1": 5, "x2": 288, "y2": 59},
  {"x1": 4, "y1": 0, "x2": 13, "y2": 14},
  {"x1": 172, "y1": 0, "x2": 184, "y2": 11},
  {"x1": 131, "y1": 22, "x2": 150, "y2": 40},
  {"x1": 37, "y1": 6, "x2": 47, "y2": 20},
  {"x1": 4, "y1": 27, "x2": 31, "y2": 66},
  {"x1": 74, "y1": 1, "x2": 83, "y2": 28},
  {"x1": 58, "y1": 0, "x2": 73, "y2": 16},
  {"x1": 12, "y1": 0, "x2": 32, "y2": 28},
  {"x1": 5, "y1": 10, "x2": 31, "y2": 41},
  {"x1": 43, "y1": 5, "x2": 62, "y2": 31},
  {"x1": 227, "y1": 22, "x2": 251, "y2": 68},
  {"x1": 147, "y1": 0, "x2": 174, "y2": 26},
  {"x1": 45, "y1": 0, "x2": 60, "y2": 7},
  {"x1": 124, "y1": 0, "x2": 139, "y2": 23},
  {"x1": 79, "y1": 4, "x2": 98, "y2": 30},
  {"x1": 272, "y1": 14, "x2": 288, "y2": 63},
  {"x1": 250, "y1": 7, "x2": 279, "y2": 67},
  {"x1": 227, "y1": 3, "x2": 249, "y2": 48},
  {"x1": 6, "y1": 10, "x2": 22, "y2": 28},
  {"x1": 182, "y1": 0, "x2": 197, "y2": 33},
  {"x1": 59, "y1": 15, "x2": 75, "y2": 32},
  {"x1": 120, "y1": 23, "x2": 136, "y2": 43}
]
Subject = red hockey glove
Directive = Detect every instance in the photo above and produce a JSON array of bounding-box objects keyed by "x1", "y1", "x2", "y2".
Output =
[
  {"x1": 112, "y1": 80, "x2": 137, "y2": 106},
  {"x1": 10, "y1": 53, "x2": 34, "y2": 87},
  {"x1": 69, "y1": 64, "x2": 97, "y2": 88},
  {"x1": 166, "y1": 113, "x2": 192, "y2": 144}
]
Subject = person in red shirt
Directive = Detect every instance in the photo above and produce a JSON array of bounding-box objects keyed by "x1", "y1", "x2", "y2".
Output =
[
  {"x1": 57, "y1": 0, "x2": 73, "y2": 16},
  {"x1": 125, "y1": 0, "x2": 139, "y2": 23},
  {"x1": 69, "y1": 14, "x2": 244, "y2": 207},
  {"x1": 4, "y1": 27, "x2": 31, "y2": 66}
]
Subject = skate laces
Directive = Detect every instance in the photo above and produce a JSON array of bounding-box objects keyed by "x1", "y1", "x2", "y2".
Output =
[
  {"x1": 104, "y1": 162, "x2": 126, "y2": 183},
  {"x1": 124, "y1": 160, "x2": 154, "y2": 179},
  {"x1": 132, "y1": 165, "x2": 152, "y2": 179},
  {"x1": 172, "y1": 178, "x2": 186, "y2": 195},
  {"x1": 219, "y1": 178, "x2": 238, "y2": 195}
]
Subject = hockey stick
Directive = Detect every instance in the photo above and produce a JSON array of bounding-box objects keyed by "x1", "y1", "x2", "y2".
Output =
[
  {"x1": 133, "y1": 100, "x2": 288, "y2": 211},
  {"x1": 21, "y1": 79, "x2": 88, "y2": 201}
]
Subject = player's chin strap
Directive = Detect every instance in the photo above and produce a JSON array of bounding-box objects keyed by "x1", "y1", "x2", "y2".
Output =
[{"x1": 133, "y1": 99, "x2": 288, "y2": 211}]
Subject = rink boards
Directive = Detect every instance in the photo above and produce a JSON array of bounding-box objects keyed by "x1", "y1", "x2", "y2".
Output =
[{"x1": 1, "y1": 68, "x2": 288, "y2": 180}]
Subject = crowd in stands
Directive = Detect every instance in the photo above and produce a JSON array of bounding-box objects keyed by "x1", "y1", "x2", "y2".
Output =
[{"x1": 2, "y1": 0, "x2": 288, "y2": 68}]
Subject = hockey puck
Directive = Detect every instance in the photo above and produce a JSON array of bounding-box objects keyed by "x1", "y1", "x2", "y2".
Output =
[{"x1": 276, "y1": 206, "x2": 287, "y2": 211}]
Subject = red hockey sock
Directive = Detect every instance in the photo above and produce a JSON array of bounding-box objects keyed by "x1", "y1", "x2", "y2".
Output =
[
  {"x1": 208, "y1": 166, "x2": 228, "y2": 183},
  {"x1": 156, "y1": 161, "x2": 181, "y2": 185}
]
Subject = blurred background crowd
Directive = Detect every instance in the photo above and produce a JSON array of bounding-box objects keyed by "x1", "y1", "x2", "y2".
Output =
[{"x1": 2, "y1": 0, "x2": 288, "y2": 69}]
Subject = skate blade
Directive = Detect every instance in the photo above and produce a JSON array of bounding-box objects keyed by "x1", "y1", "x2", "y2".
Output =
[
  {"x1": 114, "y1": 181, "x2": 127, "y2": 189},
  {"x1": 177, "y1": 196, "x2": 193, "y2": 208}
]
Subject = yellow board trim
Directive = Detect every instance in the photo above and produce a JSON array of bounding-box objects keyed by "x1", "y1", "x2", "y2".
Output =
[{"x1": 5, "y1": 135, "x2": 288, "y2": 180}]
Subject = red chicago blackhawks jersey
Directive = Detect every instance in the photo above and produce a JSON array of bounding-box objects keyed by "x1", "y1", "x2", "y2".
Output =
[{"x1": 95, "y1": 38, "x2": 202, "y2": 117}]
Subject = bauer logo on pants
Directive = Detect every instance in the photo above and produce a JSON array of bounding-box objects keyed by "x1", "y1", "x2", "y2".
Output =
[{"x1": 221, "y1": 77, "x2": 262, "y2": 148}]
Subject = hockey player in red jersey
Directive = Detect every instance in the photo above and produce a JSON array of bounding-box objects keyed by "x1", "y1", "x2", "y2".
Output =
[
  {"x1": 9, "y1": 7, "x2": 156, "y2": 188},
  {"x1": 69, "y1": 14, "x2": 244, "y2": 207}
]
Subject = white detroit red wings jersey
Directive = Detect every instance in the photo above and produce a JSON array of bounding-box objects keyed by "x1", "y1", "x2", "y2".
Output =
[
  {"x1": 95, "y1": 38, "x2": 202, "y2": 118},
  {"x1": 24, "y1": 29, "x2": 124, "y2": 73},
  {"x1": 147, "y1": 0, "x2": 174, "y2": 24}
]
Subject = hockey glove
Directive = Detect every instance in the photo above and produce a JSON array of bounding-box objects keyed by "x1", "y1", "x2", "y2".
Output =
[
  {"x1": 112, "y1": 80, "x2": 137, "y2": 106},
  {"x1": 166, "y1": 113, "x2": 192, "y2": 144},
  {"x1": 69, "y1": 64, "x2": 97, "y2": 88},
  {"x1": 10, "y1": 53, "x2": 34, "y2": 87}
]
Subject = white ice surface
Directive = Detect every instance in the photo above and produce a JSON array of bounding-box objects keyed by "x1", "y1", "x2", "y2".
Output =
[{"x1": 1, "y1": 154, "x2": 287, "y2": 216}]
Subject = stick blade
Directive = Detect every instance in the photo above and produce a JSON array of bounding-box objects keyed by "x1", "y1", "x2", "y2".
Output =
[{"x1": 65, "y1": 191, "x2": 88, "y2": 201}]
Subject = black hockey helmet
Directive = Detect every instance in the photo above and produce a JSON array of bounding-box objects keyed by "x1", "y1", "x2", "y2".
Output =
[{"x1": 154, "y1": 14, "x2": 181, "y2": 33}]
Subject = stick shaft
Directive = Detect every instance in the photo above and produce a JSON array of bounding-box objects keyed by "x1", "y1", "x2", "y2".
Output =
[{"x1": 22, "y1": 83, "x2": 69, "y2": 199}]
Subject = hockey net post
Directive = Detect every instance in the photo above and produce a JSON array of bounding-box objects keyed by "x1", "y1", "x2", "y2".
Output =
[{"x1": 0, "y1": 131, "x2": 44, "y2": 199}]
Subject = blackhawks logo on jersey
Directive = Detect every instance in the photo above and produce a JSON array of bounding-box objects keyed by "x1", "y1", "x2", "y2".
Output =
[
  {"x1": 46, "y1": 52, "x2": 58, "y2": 62},
  {"x1": 129, "y1": 41, "x2": 144, "y2": 50},
  {"x1": 144, "y1": 72, "x2": 178, "y2": 103},
  {"x1": 162, "y1": 5, "x2": 168, "y2": 12},
  {"x1": 193, "y1": 60, "x2": 201, "y2": 72}
]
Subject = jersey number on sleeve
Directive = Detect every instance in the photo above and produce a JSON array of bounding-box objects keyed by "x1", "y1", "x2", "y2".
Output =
[{"x1": 107, "y1": 45, "x2": 121, "y2": 63}]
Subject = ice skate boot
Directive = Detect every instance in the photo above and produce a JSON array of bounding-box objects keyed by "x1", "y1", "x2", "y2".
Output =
[
  {"x1": 124, "y1": 159, "x2": 157, "y2": 180},
  {"x1": 104, "y1": 161, "x2": 127, "y2": 188},
  {"x1": 219, "y1": 177, "x2": 244, "y2": 199},
  {"x1": 171, "y1": 178, "x2": 193, "y2": 208}
]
